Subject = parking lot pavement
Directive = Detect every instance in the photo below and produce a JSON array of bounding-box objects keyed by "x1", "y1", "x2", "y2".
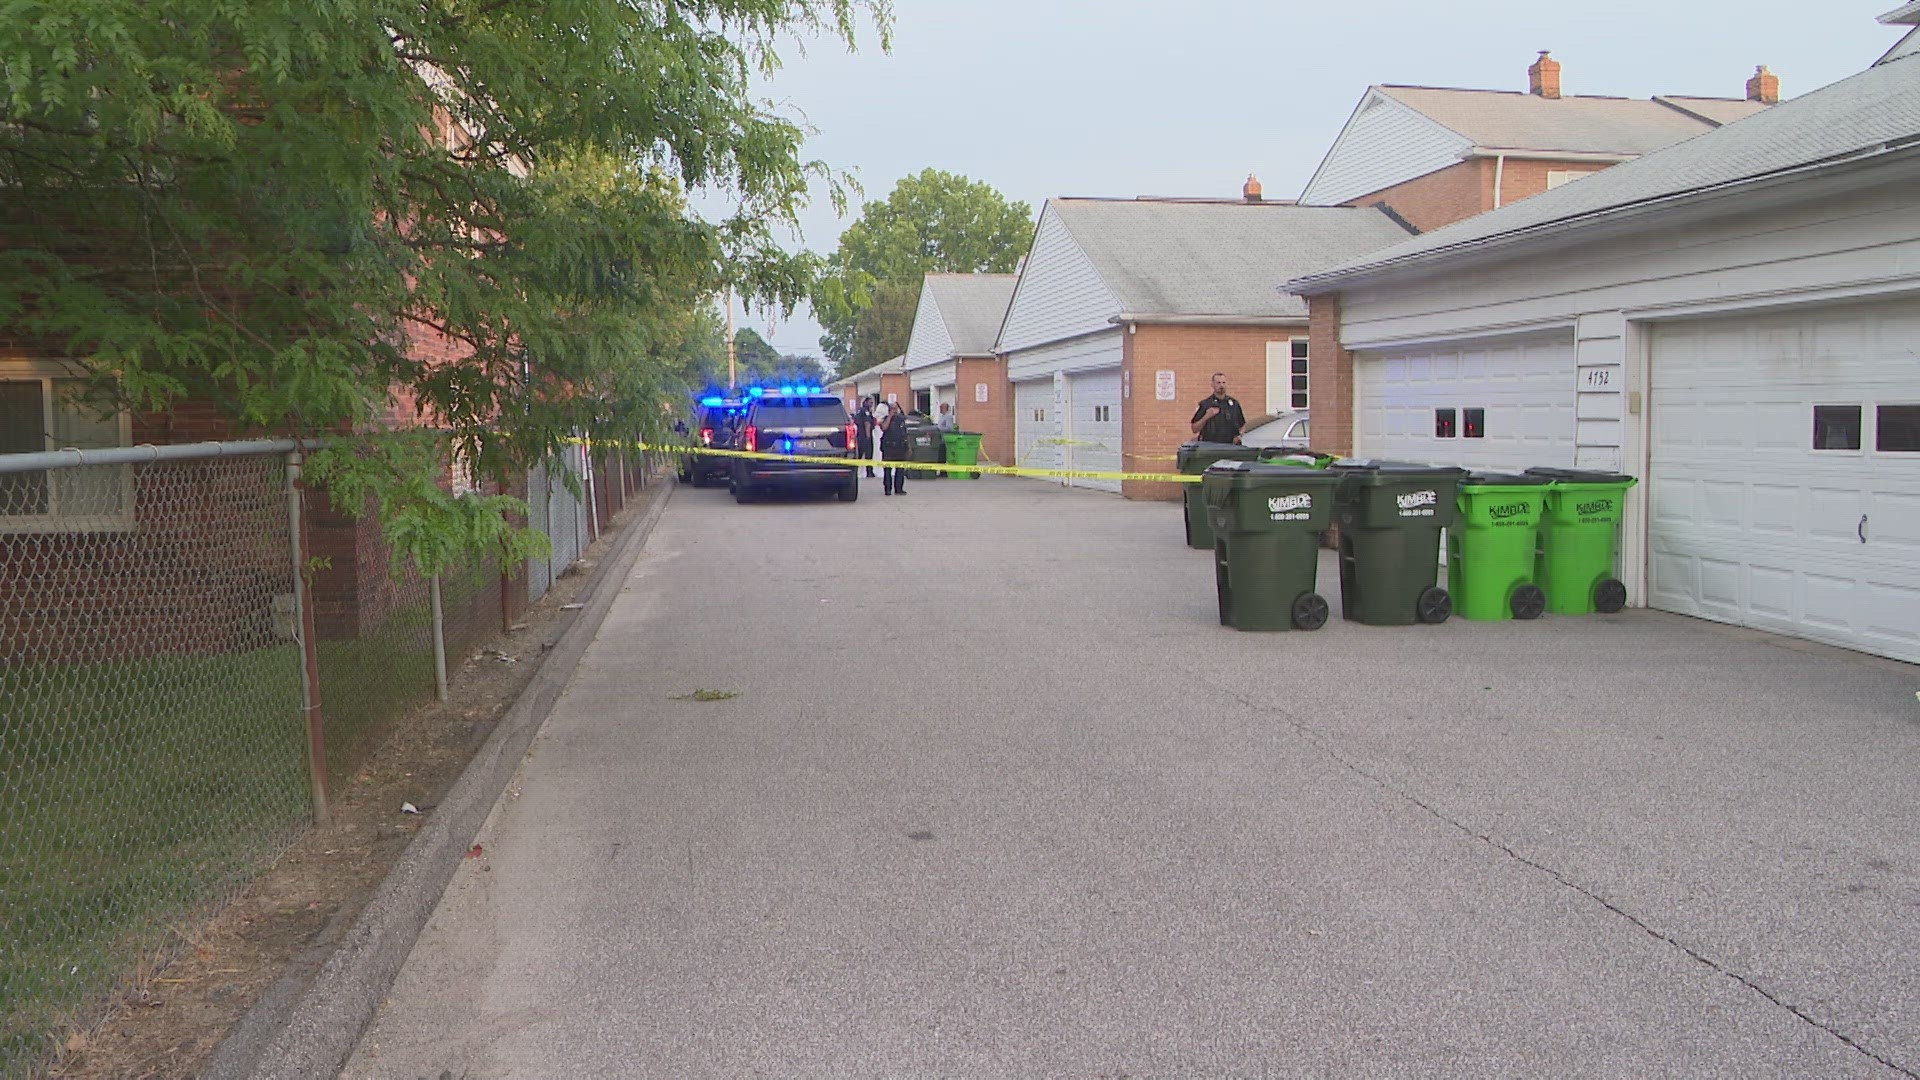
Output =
[{"x1": 347, "y1": 477, "x2": 1920, "y2": 1078}]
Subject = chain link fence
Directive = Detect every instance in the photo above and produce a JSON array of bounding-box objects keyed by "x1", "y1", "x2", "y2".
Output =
[{"x1": 0, "y1": 437, "x2": 616, "y2": 1076}]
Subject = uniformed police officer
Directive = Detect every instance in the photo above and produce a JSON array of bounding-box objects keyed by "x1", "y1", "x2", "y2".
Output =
[{"x1": 1190, "y1": 372, "x2": 1247, "y2": 443}]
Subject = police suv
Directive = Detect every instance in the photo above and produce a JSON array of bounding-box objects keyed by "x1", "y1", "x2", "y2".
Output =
[
  {"x1": 725, "y1": 387, "x2": 859, "y2": 504},
  {"x1": 678, "y1": 395, "x2": 747, "y2": 488}
]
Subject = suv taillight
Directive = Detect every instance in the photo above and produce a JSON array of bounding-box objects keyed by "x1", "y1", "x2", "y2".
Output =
[
  {"x1": 699, "y1": 427, "x2": 713, "y2": 447},
  {"x1": 844, "y1": 423, "x2": 857, "y2": 450},
  {"x1": 742, "y1": 424, "x2": 757, "y2": 453}
]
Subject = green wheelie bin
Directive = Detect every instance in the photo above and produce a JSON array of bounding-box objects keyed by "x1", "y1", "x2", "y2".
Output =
[
  {"x1": 1330, "y1": 462, "x2": 1466, "y2": 626},
  {"x1": 1525, "y1": 467, "x2": 1639, "y2": 614},
  {"x1": 1201, "y1": 460, "x2": 1342, "y2": 631},
  {"x1": 1178, "y1": 441, "x2": 1264, "y2": 549},
  {"x1": 941, "y1": 431, "x2": 983, "y2": 478},
  {"x1": 1449, "y1": 473, "x2": 1551, "y2": 621}
]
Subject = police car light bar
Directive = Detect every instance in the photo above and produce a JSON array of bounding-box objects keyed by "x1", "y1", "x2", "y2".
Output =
[{"x1": 700, "y1": 396, "x2": 724, "y2": 407}]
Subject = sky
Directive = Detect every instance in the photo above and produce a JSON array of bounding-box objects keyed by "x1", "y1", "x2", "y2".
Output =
[{"x1": 709, "y1": 0, "x2": 1903, "y2": 361}]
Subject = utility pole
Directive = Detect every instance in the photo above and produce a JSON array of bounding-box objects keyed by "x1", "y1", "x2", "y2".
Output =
[{"x1": 725, "y1": 286, "x2": 737, "y2": 391}]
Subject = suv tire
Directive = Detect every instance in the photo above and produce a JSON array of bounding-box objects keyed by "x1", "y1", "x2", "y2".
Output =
[
  {"x1": 837, "y1": 478, "x2": 858, "y2": 502},
  {"x1": 733, "y1": 483, "x2": 757, "y2": 504}
]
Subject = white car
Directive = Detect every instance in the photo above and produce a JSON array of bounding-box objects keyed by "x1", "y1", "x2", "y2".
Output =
[{"x1": 1239, "y1": 409, "x2": 1310, "y2": 451}]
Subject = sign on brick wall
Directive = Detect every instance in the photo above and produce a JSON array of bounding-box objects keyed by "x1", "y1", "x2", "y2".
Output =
[
  {"x1": 1155, "y1": 371, "x2": 1176, "y2": 401},
  {"x1": 975, "y1": 383, "x2": 988, "y2": 403}
]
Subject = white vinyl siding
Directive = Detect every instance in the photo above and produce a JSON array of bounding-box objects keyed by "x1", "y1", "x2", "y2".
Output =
[
  {"x1": 1004, "y1": 329, "x2": 1123, "y2": 385},
  {"x1": 1065, "y1": 368, "x2": 1123, "y2": 493},
  {"x1": 1299, "y1": 90, "x2": 1474, "y2": 207},
  {"x1": 908, "y1": 360, "x2": 956, "y2": 392},
  {"x1": 995, "y1": 205, "x2": 1122, "y2": 355},
  {"x1": 1647, "y1": 298, "x2": 1920, "y2": 663},
  {"x1": 1353, "y1": 332, "x2": 1578, "y2": 472},
  {"x1": 901, "y1": 284, "x2": 954, "y2": 372}
]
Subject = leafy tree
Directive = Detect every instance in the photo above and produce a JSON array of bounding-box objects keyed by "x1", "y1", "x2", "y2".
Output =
[
  {"x1": 0, "y1": 0, "x2": 889, "y2": 571},
  {"x1": 733, "y1": 328, "x2": 784, "y2": 383},
  {"x1": 814, "y1": 169, "x2": 1032, "y2": 374}
]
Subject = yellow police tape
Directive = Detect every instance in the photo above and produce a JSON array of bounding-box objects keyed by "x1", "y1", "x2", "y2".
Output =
[{"x1": 632, "y1": 442, "x2": 1201, "y2": 485}]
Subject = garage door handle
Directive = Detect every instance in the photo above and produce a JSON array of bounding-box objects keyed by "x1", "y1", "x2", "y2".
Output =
[{"x1": 1859, "y1": 514, "x2": 1868, "y2": 544}]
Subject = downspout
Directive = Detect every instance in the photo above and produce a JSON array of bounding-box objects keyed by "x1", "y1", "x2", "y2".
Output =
[{"x1": 1492, "y1": 152, "x2": 1507, "y2": 209}]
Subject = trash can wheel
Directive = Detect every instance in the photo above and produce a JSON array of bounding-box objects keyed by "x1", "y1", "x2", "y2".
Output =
[
  {"x1": 1594, "y1": 578, "x2": 1628, "y2": 614},
  {"x1": 1510, "y1": 583, "x2": 1546, "y2": 621},
  {"x1": 1291, "y1": 592, "x2": 1330, "y2": 632},
  {"x1": 1416, "y1": 585, "x2": 1453, "y2": 625}
]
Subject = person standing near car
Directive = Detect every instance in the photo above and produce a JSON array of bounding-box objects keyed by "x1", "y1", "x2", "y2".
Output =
[
  {"x1": 1190, "y1": 372, "x2": 1246, "y2": 444},
  {"x1": 879, "y1": 404, "x2": 910, "y2": 495},
  {"x1": 855, "y1": 397, "x2": 877, "y2": 478}
]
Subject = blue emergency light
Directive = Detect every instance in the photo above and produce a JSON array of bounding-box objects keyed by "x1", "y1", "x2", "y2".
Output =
[{"x1": 699, "y1": 396, "x2": 723, "y2": 407}]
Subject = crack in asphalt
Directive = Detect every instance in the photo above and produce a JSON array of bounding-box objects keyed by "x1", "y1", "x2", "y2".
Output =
[{"x1": 1222, "y1": 686, "x2": 1917, "y2": 1079}]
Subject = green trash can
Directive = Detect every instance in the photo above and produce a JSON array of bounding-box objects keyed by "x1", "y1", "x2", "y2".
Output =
[
  {"x1": 1450, "y1": 473, "x2": 1551, "y2": 621},
  {"x1": 1330, "y1": 461, "x2": 1466, "y2": 626},
  {"x1": 1178, "y1": 441, "x2": 1264, "y2": 549},
  {"x1": 1526, "y1": 467, "x2": 1639, "y2": 614},
  {"x1": 941, "y1": 431, "x2": 982, "y2": 478},
  {"x1": 1201, "y1": 460, "x2": 1341, "y2": 631}
]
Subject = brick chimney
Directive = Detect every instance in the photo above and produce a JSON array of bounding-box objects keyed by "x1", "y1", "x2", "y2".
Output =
[
  {"x1": 1746, "y1": 64, "x2": 1780, "y2": 104},
  {"x1": 1242, "y1": 173, "x2": 1263, "y2": 202},
  {"x1": 1528, "y1": 51, "x2": 1561, "y2": 99}
]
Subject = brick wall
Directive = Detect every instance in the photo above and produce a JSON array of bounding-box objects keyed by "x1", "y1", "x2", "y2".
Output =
[
  {"x1": 1347, "y1": 157, "x2": 1615, "y2": 233},
  {"x1": 1343, "y1": 159, "x2": 1493, "y2": 233},
  {"x1": 1307, "y1": 295, "x2": 1355, "y2": 457},
  {"x1": 878, "y1": 373, "x2": 911, "y2": 411},
  {"x1": 954, "y1": 357, "x2": 1013, "y2": 466},
  {"x1": 1120, "y1": 322, "x2": 1306, "y2": 501}
]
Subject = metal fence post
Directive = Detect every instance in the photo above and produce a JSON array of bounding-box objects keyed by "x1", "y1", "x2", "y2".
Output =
[
  {"x1": 286, "y1": 450, "x2": 330, "y2": 826},
  {"x1": 429, "y1": 573, "x2": 449, "y2": 703}
]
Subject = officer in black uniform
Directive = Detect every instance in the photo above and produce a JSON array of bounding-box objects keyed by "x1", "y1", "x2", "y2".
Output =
[{"x1": 1190, "y1": 372, "x2": 1247, "y2": 443}]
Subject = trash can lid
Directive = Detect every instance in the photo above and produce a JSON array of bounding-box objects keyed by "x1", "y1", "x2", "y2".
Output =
[
  {"x1": 1330, "y1": 459, "x2": 1467, "y2": 475},
  {"x1": 1524, "y1": 466, "x2": 1633, "y2": 484},
  {"x1": 1460, "y1": 471, "x2": 1550, "y2": 487},
  {"x1": 1203, "y1": 459, "x2": 1344, "y2": 482}
]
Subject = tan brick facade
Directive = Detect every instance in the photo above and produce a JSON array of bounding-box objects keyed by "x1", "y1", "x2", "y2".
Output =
[
  {"x1": 1344, "y1": 157, "x2": 1610, "y2": 234},
  {"x1": 954, "y1": 357, "x2": 1013, "y2": 466},
  {"x1": 1307, "y1": 295, "x2": 1354, "y2": 457},
  {"x1": 878, "y1": 373, "x2": 911, "y2": 411},
  {"x1": 1119, "y1": 322, "x2": 1308, "y2": 501}
]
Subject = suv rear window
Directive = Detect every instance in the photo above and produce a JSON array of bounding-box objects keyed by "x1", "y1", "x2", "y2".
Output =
[{"x1": 752, "y1": 399, "x2": 848, "y2": 427}]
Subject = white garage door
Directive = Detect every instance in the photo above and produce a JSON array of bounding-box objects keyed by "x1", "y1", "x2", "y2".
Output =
[
  {"x1": 1065, "y1": 368, "x2": 1123, "y2": 493},
  {"x1": 1648, "y1": 298, "x2": 1920, "y2": 662},
  {"x1": 1014, "y1": 379, "x2": 1058, "y2": 474},
  {"x1": 1355, "y1": 332, "x2": 1577, "y2": 470}
]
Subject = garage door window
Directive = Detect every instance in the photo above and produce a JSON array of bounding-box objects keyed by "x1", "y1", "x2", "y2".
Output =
[
  {"x1": 1434, "y1": 408, "x2": 1457, "y2": 438},
  {"x1": 1878, "y1": 405, "x2": 1920, "y2": 452},
  {"x1": 1812, "y1": 404, "x2": 1862, "y2": 451},
  {"x1": 1463, "y1": 408, "x2": 1486, "y2": 439}
]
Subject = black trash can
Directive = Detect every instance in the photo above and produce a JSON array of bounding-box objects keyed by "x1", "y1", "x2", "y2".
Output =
[
  {"x1": 903, "y1": 414, "x2": 946, "y2": 477},
  {"x1": 1178, "y1": 441, "x2": 1265, "y2": 549},
  {"x1": 1330, "y1": 461, "x2": 1467, "y2": 626},
  {"x1": 1201, "y1": 460, "x2": 1342, "y2": 631}
]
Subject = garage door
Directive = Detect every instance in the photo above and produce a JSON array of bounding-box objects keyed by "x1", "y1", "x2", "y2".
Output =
[
  {"x1": 1648, "y1": 298, "x2": 1920, "y2": 662},
  {"x1": 1014, "y1": 379, "x2": 1058, "y2": 474},
  {"x1": 1065, "y1": 368, "x2": 1122, "y2": 493},
  {"x1": 1355, "y1": 332, "x2": 1577, "y2": 470}
]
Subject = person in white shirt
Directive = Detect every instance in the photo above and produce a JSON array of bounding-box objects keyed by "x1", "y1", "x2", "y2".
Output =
[
  {"x1": 871, "y1": 400, "x2": 892, "y2": 478},
  {"x1": 936, "y1": 402, "x2": 957, "y2": 431}
]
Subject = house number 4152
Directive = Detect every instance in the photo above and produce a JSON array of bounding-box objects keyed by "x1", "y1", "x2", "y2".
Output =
[{"x1": 1584, "y1": 369, "x2": 1613, "y2": 388}]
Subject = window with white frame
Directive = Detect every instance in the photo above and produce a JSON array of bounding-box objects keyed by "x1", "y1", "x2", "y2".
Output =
[
  {"x1": 1, "y1": 364, "x2": 133, "y2": 529},
  {"x1": 1265, "y1": 338, "x2": 1310, "y2": 413},
  {"x1": 1545, "y1": 169, "x2": 1583, "y2": 190}
]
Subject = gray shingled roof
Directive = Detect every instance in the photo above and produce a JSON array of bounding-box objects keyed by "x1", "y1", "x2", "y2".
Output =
[
  {"x1": 1050, "y1": 199, "x2": 1412, "y2": 318},
  {"x1": 1294, "y1": 54, "x2": 1920, "y2": 290},
  {"x1": 1654, "y1": 95, "x2": 1774, "y2": 127},
  {"x1": 923, "y1": 274, "x2": 1017, "y2": 355},
  {"x1": 1378, "y1": 85, "x2": 1766, "y2": 155}
]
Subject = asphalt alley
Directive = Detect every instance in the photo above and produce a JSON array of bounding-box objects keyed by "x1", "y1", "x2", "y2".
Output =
[{"x1": 345, "y1": 475, "x2": 1920, "y2": 1079}]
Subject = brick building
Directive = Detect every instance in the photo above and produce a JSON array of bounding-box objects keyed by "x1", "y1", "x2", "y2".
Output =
[
  {"x1": 1299, "y1": 53, "x2": 1779, "y2": 233},
  {"x1": 992, "y1": 190, "x2": 1410, "y2": 500},
  {"x1": 898, "y1": 274, "x2": 1019, "y2": 466}
]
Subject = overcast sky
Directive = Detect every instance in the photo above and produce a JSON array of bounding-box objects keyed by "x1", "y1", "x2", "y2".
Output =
[{"x1": 712, "y1": 1, "x2": 1903, "y2": 359}]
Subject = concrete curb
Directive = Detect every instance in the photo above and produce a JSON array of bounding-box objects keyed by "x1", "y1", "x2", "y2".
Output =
[{"x1": 204, "y1": 480, "x2": 674, "y2": 1080}]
